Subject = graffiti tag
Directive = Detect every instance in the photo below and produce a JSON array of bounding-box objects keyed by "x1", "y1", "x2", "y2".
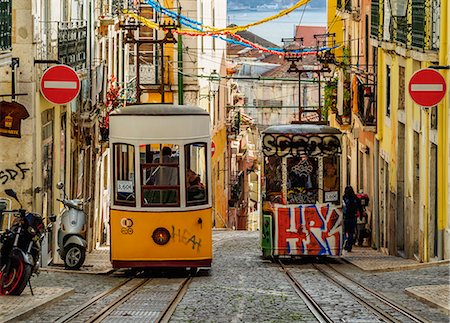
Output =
[
  {"x1": 0, "y1": 163, "x2": 30, "y2": 185},
  {"x1": 262, "y1": 134, "x2": 341, "y2": 157},
  {"x1": 171, "y1": 225, "x2": 202, "y2": 252},
  {"x1": 274, "y1": 204, "x2": 342, "y2": 256}
]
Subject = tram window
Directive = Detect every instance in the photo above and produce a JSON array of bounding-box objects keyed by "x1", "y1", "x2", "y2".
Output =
[
  {"x1": 140, "y1": 144, "x2": 180, "y2": 207},
  {"x1": 264, "y1": 156, "x2": 283, "y2": 204},
  {"x1": 323, "y1": 156, "x2": 340, "y2": 204},
  {"x1": 185, "y1": 143, "x2": 208, "y2": 206},
  {"x1": 287, "y1": 157, "x2": 318, "y2": 204},
  {"x1": 113, "y1": 143, "x2": 136, "y2": 206}
]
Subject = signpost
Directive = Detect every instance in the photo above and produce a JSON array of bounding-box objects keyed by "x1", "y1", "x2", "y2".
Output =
[
  {"x1": 40, "y1": 65, "x2": 81, "y2": 105},
  {"x1": 408, "y1": 68, "x2": 446, "y2": 107}
]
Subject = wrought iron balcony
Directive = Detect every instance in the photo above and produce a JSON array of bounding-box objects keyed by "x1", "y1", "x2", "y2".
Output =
[
  {"x1": 58, "y1": 21, "x2": 87, "y2": 70},
  {"x1": 0, "y1": 0, "x2": 12, "y2": 51},
  {"x1": 35, "y1": 20, "x2": 86, "y2": 71}
]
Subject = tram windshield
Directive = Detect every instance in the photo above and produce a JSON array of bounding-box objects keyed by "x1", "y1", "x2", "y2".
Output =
[
  {"x1": 140, "y1": 144, "x2": 180, "y2": 207},
  {"x1": 264, "y1": 155, "x2": 341, "y2": 205}
]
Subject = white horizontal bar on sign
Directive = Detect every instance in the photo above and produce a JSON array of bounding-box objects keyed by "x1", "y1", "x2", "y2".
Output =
[
  {"x1": 43, "y1": 81, "x2": 77, "y2": 89},
  {"x1": 410, "y1": 84, "x2": 444, "y2": 91}
]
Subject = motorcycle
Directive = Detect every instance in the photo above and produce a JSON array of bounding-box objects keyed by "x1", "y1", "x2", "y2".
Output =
[
  {"x1": 56, "y1": 182, "x2": 88, "y2": 270},
  {"x1": 0, "y1": 189, "x2": 55, "y2": 296}
]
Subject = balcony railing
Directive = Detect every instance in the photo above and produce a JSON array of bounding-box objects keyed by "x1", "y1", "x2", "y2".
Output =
[
  {"x1": 58, "y1": 21, "x2": 87, "y2": 70},
  {"x1": 36, "y1": 20, "x2": 87, "y2": 71},
  {"x1": 0, "y1": 0, "x2": 12, "y2": 51}
]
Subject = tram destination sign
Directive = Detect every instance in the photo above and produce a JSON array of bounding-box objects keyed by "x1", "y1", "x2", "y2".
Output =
[
  {"x1": 262, "y1": 134, "x2": 341, "y2": 157},
  {"x1": 408, "y1": 68, "x2": 446, "y2": 107}
]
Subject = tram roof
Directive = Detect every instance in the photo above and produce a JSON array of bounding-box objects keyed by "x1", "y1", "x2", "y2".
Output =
[
  {"x1": 110, "y1": 104, "x2": 209, "y2": 116},
  {"x1": 263, "y1": 124, "x2": 342, "y2": 135}
]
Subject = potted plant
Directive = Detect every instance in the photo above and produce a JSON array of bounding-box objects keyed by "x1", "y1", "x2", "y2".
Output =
[
  {"x1": 324, "y1": 77, "x2": 338, "y2": 120},
  {"x1": 98, "y1": 76, "x2": 122, "y2": 141}
]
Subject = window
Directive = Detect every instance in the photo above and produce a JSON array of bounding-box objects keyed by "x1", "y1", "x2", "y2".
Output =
[
  {"x1": 323, "y1": 156, "x2": 340, "y2": 204},
  {"x1": 386, "y1": 65, "x2": 391, "y2": 117},
  {"x1": 287, "y1": 157, "x2": 318, "y2": 204},
  {"x1": 140, "y1": 144, "x2": 179, "y2": 207},
  {"x1": 398, "y1": 66, "x2": 405, "y2": 110},
  {"x1": 264, "y1": 156, "x2": 282, "y2": 204},
  {"x1": 113, "y1": 144, "x2": 136, "y2": 206},
  {"x1": 185, "y1": 143, "x2": 208, "y2": 206}
]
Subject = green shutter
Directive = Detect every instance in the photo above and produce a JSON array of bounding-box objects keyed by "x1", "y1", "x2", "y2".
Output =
[{"x1": 0, "y1": 0, "x2": 12, "y2": 51}]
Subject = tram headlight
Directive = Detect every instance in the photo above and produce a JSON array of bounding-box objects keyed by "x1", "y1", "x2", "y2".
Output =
[{"x1": 152, "y1": 227, "x2": 171, "y2": 245}]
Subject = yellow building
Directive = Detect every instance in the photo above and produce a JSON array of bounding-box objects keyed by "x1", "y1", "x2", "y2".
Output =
[
  {"x1": 328, "y1": 0, "x2": 377, "y2": 246},
  {"x1": 370, "y1": 0, "x2": 448, "y2": 261}
]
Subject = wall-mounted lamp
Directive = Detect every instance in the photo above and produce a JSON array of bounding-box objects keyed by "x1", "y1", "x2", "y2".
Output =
[
  {"x1": 390, "y1": 0, "x2": 408, "y2": 17},
  {"x1": 210, "y1": 70, "x2": 220, "y2": 93}
]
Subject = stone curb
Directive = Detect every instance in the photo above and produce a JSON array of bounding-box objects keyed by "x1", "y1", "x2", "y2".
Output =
[
  {"x1": 343, "y1": 257, "x2": 450, "y2": 273},
  {"x1": 40, "y1": 267, "x2": 114, "y2": 275},
  {"x1": 405, "y1": 285, "x2": 450, "y2": 315},
  {"x1": 0, "y1": 287, "x2": 74, "y2": 323}
]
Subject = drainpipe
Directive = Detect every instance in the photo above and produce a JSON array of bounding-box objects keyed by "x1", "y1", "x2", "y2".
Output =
[
  {"x1": 177, "y1": 4, "x2": 184, "y2": 105},
  {"x1": 374, "y1": 138, "x2": 380, "y2": 249}
]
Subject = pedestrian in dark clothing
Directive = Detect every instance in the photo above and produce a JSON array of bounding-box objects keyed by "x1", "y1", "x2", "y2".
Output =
[{"x1": 342, "y1": 185, "x2": 364, "y2": 252}]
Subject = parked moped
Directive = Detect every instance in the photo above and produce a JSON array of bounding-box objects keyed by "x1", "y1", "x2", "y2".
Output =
[
  {"x1": 0, "y1": 189, "x2": 55, "y2": 295},
  {"x1": 56, "y1": 182, "x2": 88, "y2": 270}
]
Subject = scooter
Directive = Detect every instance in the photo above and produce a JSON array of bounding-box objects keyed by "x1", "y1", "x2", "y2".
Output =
[{"x1": 56, "y1": 182, "x2": 88, "y2": 270}]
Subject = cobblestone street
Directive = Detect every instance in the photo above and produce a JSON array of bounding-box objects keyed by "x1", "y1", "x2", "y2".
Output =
[{"x1": 1, "y1": 230, "x2": 449, "y2": 322}]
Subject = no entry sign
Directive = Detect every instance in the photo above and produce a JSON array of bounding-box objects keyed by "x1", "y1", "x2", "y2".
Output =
[
  {"x1": 40, "y1": 65, "x2": 81, "y2": 105},
  {"x1": 211, "y1": 141, "x2": 216, "y2": 158},
  {"x1": 408, "y1": 68, "x2": 446, "y2": 107}
]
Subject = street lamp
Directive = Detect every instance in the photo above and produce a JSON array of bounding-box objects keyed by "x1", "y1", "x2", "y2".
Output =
[
  {"x1": 390, "y1": 0, "x2": 408, "y2": 17},
  {"x1": 210, "y1": 69, "x2": 220, "y2": 93}
]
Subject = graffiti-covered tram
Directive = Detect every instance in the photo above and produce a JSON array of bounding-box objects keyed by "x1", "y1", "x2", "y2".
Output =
[
  {"x1": 260, "y1": 124, "x2": 343, "y2": 257},
  {"x1": 109, "y1": 105, "x2": 212, "y2": 269}
]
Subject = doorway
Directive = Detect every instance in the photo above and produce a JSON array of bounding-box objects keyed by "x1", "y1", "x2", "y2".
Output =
[{"x1": 396, "y1": 122, "x2": 405, "y2": 256}]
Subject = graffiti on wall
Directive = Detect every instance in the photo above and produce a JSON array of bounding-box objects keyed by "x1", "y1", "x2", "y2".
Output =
[
  {"x1": 274, "y1": 204, "x2": 342, "y2": 256},
  {"x1": 0, "y1": 163, "x2": 30, "y2": 185},
  {"x1": 262, "y1": 134, "x2": 341, "y2": 157}
]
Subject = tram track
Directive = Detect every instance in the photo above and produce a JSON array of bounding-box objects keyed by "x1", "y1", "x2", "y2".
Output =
[
  {"x1": 54, "y1": 278, "x2": 150, "y2": 323},
  {"x1": 278, "y1": 260, "x2": 334, "y2": 323},
  {"x1": 279, "y1": 258, "x2": 430, "y2": 323},
  {"x1": 54, "y1": 233, "x2": 221, "y2": 322},
  {"x1": 54, "y1": 273, "x2": 194, "y2": 323},
  {"x1": 313, "y1": 263, "x2": 431, "y2": 323}
]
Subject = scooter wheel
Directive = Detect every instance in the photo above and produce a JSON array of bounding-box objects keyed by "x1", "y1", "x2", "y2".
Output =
[{"x1": 64, "y1": 244, "x2": 86, "y2": 270}]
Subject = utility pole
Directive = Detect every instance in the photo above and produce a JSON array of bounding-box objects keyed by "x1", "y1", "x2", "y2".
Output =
[
  {"x1": 177, "y1": 3, "x2": 184, "y2": 105},
  {"x1": 121, "y1": 10, "x2": 177, "y2": 104}
]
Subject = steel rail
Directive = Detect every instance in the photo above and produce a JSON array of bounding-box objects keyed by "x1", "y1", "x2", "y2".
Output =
[
  {"x1": 87, "y1": 278, "x2": 150, "y2": 323},
  {"x1": 156, "y1": 276, "x2": 194, "y2": 323},
  {"x1": 278, "y1": 260, "x2": 333, "y2": 323},
  {"x1": 54, "y1": 278, "x2": 134, "y2": 323},
  {"x1": 315, "y1": 263, "x2": 431, "y2": 323}
]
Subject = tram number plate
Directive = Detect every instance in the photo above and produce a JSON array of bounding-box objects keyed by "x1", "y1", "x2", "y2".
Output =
[
  {"x1": 324, "y1": 191, "x2": 339, "y2": 202},
  {"x1": 117, "y1": 180, "x2": 133, "y2": 193}
]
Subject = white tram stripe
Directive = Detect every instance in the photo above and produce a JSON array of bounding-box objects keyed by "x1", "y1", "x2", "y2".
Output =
[
  {"x1": 410, "y1": 84, "x2": 443, "y2": 91},
  {"x1": 43, "y1": 81, "x2": 78, "y2": 89}
]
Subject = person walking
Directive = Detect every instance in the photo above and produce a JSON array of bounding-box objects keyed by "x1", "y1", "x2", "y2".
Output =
[{"x1": 342, "y1": 185, "x2": 364, "y2": 252}]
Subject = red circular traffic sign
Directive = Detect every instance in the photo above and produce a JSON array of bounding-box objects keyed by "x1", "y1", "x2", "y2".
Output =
[
  {"x1": 211, "y1": 141, "x2": 216, "y2": 158},
  {"x1": 408, "y1": 68, "x2": 446, "y2": 107},
  {"x1": 40, "y1": 65, "x2": 81, "y2": 105}
]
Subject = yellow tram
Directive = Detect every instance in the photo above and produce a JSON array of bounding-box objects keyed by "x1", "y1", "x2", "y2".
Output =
[{"x1": 109, "y1": 105, "x2": 212, "y2": 269}]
